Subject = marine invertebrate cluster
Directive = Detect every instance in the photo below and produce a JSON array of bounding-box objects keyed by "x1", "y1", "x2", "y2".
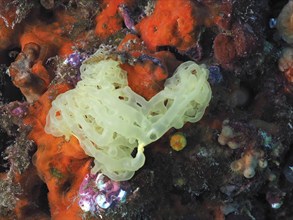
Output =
[
  {"x1": 230, "y1": 149, "x2": 267, "y2": 178},
  {"x1": 218, "y1": 119, "x2": 272, "y2": 178},
  {"x1": 78, "y1": 173, "x2": 127, "y2": 214},
  {"x1": 218, "y1": 119, "x2": 251, "y2": 149},
  {"x1": 45, "y1": 51, "x2": 212, "y2": 181}
]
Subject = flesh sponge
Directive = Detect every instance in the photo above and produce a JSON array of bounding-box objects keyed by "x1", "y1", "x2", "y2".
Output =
[{"x1": 45, "y1": 51, "x2": 212, "y2": 181}]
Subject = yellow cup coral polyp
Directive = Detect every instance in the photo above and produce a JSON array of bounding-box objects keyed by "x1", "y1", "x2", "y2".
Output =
[
  {"x1": 45, "y1": 50, "x2": 212, "y2": 181},
  {"x1": 170, "y1": 132, "x2": 187, "y2": 151}
]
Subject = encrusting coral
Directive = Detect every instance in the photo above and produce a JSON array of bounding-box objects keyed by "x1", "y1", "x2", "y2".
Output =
[
  {"x1": 120, "y1": 58, "x2": 168, "y2": 100},
  {"x1": 24, "y1": 83, "x2": 92, "y2": 219},
  {"x1": 136, "y1": 0, "x2": 199, "y2": 52},
  {"x1": 95, "y1": 0, "x2": 135, "y2": 39}
]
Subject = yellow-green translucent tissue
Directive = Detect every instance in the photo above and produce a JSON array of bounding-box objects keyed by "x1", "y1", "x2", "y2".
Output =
[{"x1": 45, "y1": 51, "x2": 212, "y2": 181}]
